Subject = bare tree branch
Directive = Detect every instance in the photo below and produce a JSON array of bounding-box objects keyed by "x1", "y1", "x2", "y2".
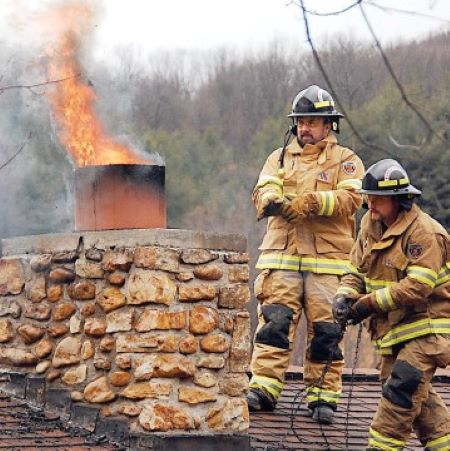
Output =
[
  {"x1": 0, "y1": 132, "x2": 32, "y2": 171},
  {"x1": 0, "y1": 74, "x2": 80, "y2": 95}
]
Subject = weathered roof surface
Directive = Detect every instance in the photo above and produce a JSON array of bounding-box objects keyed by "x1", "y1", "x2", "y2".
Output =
[
  {"x1": 0, "y1": 392, "x2": 117, "y2": 450},
  {"x1": 249, "y1": 367, "x2": 450, "y2": 451}
]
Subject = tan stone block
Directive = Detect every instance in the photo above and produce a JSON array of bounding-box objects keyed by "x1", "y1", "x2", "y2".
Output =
[
  {"x1": 47, "y1": 369, "x2": 61, "y2": 381},
  {"x1": 221, "y1": 313, "x2": 234, "y2": 333},
  {"x1": 134, "y1": 354, "x2": 195, "y2": 381},
  {"x1": 107, "y1": 272, "x2": 125, "y2": 287},
  {"x1": 207, "y1": 398, "x2": 249, "y2": 432},
  {"x1": 230, "y1": 312, "x2": 251, "y2": 373},
  {"x1": 49, "y1": 267, "x2": 75, "y2": 284},
  {"x1": 94, "y1": 357, "x2": 111, "y2": 370},
  {"x1": 75, "y1": 260, "x2": 104, "y2": 279},
  {"x1": 139, "y1": 403, "x2": 194, "y2": 431},
  {"x1": 179, "y1": 386, "x2": 217, "y2": 404},
  {"x1": 80, "y1": 303, "x2": 96, "y2": 317},
  {"x1": 0, "y1": 347, "x2": 38, "y2": 366},
  {"x1": 179, "y1": 284, "x2": 216, "y2": 303},
  {"x1": 84, "y1": 376, "x2": 116, "y2": 403},
  {"x1": 24, "y1": 303, "x2": 51, "y2": 320},
  {"x1": 120, "y1": 382, "x2": 172, "y2": 399},
  {"x1": 52, "y1": 251, "x2": 78, "y2": 263},
  {"x1": 134, "y1": 246, "x2": 157, "y2": 269},
  {"x1": 116, "y1": 333, "x2": 179, "y2": 353},
  {"x1": 223, "y1": 253, "x2": 250, "y2": 264},
  {"x1": 100, "y1": 406, "x2": 115, "y2": 417},
  {"x1": 81, "y1": 340, "x2": 95, "y2": 360},
  {"x1": 53, "y1": 302, "x2": 76, "y2": 321},
  {"x1": 135, "y1": 310, "x2": 186, "y2": 332},
  {"x1": 193, "y1": 264, "x2": 223, "y2": 281},
  {"x1": 86, "y1": 248, "x2": 104, "y2": 262},
  {"x1": 218, "y1": 285, "x2": 250, "y2": 309},
  {"x1": 47, "y1": 324, "x2": 69, "y2": 338},
  {"x1": 189, "y1": 306, "x2": 219, "y2": 334},
  {"x1": 180, "y1": 250, "x2": 218, "y2": 264},
  {"x1": 46, "y1": 285, "x2": 63, "y2": 303},
  {"x1": 0, "y1": 259, "x2": 25, "y2": 295},
  {"x1": 106, "y1": 310, "x2": 133, "y2": 333},
  {"x1": 36, "y1": 360, "x2": 51, "y2": 374},
  {"x1": 0, "y1": 298, "x2": 21, "y2": 318},
  {"x1": 84, "y1": 318, "x2": 107, "y2": 336},
  {"x1": 155, "y1": 248, "x2": 180, "y2": 273},
  {"x1": 52, "y1": 336, "x2": 82, "y2": 368},
  {"x1": 68, "y1": 282, "x2": 96, "y2": 300},
  {"x1": 115, "y1": 353, "x2": 132, "y2": 369},
  {"x1": 128, "y1": 272, "x2": 176, "y2": 305},
  {"x1": 179, "y1": 334, "x2": 197, "y2": 354},
  {"x1": 118, "y1": 403, "x2": 142, "y2": 416},
  {"x1": 176, "y1": 272, "x2": 194, "y2": 282},
  {"x1": 228, "y1": 265, "x2": 249, "y2": 283},
  {"x1": 110, "y1": 371, "x2": 130, "y2": 387},
  {"x1": 97, "y1": 287, "x2": 126, "y2": 312},
  {"x1": 17, "y1": 324, "x2": 45, "y2": 344},
  {"x1": 102, "y1": 250, "x2": 133, "y2": 272},
  {"x1": 27, "y1": 276, "x2": 46, "y2": 303},
  {"x1": 99, "y1": 336, "x2": 115, "y2": 352},
  {"x1": 62, "y1": 364, "x2": 87, "y2": 385},
  {"x1": 219, "y1": 373, "x2": 249, "y2": 397},
  {"x1": 35, "y1": 338, "x2": 53, "y2": 359},
  {"x1": 69, "y1": 312, "x2": 82, "y2": 333},
  {"x1": 30, "y1": 254, "x2": 52, "y2": 272},
  {"x1": 71, "y1": 391, "x2": 84, "y2": 401},
  {"x1": 199, "y1": 333, "x2": 230, "y2": 353},
  {"x1": 194, "y1": 371, "x2": 218, "y2": 388},
  {"x1": 196, "y1": 355, "x2": 225, "y2": 369},
  {"x1": 0, "y1": 319, "x2": 14, "y2": 343}
]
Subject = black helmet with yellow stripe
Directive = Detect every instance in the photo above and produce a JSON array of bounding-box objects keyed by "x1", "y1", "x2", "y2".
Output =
[
  {"x1": 288, "y1": 85, "x2": 344, "y2": 133},
  {"x1": 359, "y1": 159, "x2": 422, "y2": 196}
]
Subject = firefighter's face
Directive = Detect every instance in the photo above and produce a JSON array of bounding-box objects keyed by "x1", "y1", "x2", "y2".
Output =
[
  {"x1": 367, "y1": 195, "x2": 400, "y2": 226},
  {"x1": 297, "y1": 116, "x2": 331, "y2": 146}
]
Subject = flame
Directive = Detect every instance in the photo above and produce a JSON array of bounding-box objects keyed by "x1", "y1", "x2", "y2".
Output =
[{"x1": 44, "y1": 3, "x2": 149, "y2": 167}]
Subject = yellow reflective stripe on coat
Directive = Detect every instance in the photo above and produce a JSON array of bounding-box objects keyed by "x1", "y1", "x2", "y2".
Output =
[
  {"x1": 426, "y1": 433, "x2": 450, "y2": 451},
  {"x1": 256, "y1": 175, "x2": 283, "y2": 188},
  {"x1": 336, "y1": 286, "x2": 360, "y2": 297},
  {"x1": 318, "y1": 191, "x2": 335, "y2": 216},
  {"x1": 256, "y1": 254, "x2": 301, "y2": 271},
  {"x1": 249, "y1": 375, "x2": 283, "y2": 399},
  {"x1": 407, "y1": 265, "x2": 437, "y2": 288},
  {"x1": 368, "y1": 427, "x2": 406, "y2": 450},
  {"x1": 365, "y1": 278, "x2": 395, "y2": 293},
  {"x1": 378, "y1": 318, "x2": 450, "y2": 348},
  {"x1": 306, "y1": 386, "x2": 341, "y2": 405},
  {"x1": 336, "y1": 179, "x2": 362, "y2": 191},
  {"x1": 436, "y1": 262, "x2": 450, "y2": 286},
  {"x1": 372, "y1": 341, "x2": 393, "y2": 355},
  {"x1": 256, "y1": 254, "x2": 355, "y2": 276},
  {"x1": 375, "y1": 287, "x2": 396, "y2": 311}
]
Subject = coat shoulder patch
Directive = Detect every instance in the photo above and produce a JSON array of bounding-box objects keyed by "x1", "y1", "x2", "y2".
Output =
[
  {"x1": 342, "y1": 161, "x2": 356, "y2": 175},
  {"x1": 406, "y1": 244, "x2": 424, "y2": 259}
]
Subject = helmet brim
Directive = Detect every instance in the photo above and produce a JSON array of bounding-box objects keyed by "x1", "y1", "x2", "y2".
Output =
[
  {"x1": 358, "y1": 185, "x2": 422, "y2": 196},
  {"x1": 288, "y1": 111, "x2": 344, "y2": 118}
]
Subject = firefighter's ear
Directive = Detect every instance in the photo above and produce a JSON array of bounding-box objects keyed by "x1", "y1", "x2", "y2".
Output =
[{"x1": 290, "y1": 125, "x2": 297, "y2": 136}]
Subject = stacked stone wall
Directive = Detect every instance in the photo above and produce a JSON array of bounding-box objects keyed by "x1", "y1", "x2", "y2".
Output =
[{"x1": 0, "y1": 230, "x2": 251, "y2": 438}]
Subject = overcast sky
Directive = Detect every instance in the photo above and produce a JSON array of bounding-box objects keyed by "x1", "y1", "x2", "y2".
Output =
[{"x1": 1, "y1": 0, "x2": 449, "y2": 63}]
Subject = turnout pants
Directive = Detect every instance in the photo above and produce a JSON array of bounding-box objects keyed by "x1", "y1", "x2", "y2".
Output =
[
  {"x1": 368, "y1": 334, "x2": 450, "y2": 450},
  {"x1": 249, "y1": 269, "x2": 344, "y2": 410}
]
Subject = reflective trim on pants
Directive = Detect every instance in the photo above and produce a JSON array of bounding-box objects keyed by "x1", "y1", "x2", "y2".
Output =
[
  {"x1": 368, "y1": 427, "x2": 405, "y2": 450},
  {"x1": 426, "y1": 434, "x2": 450, "y2": 450},
  {"x1": 306, "y1": 386, "x2": 341, "y2": 406},
  {"x1": 249, "y1": 374, "x2": 284, "y2": 399}
]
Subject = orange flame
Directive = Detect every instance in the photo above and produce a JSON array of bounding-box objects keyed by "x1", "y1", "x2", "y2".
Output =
[{"x1": 45, "y1": 3, "x2": 150, "y2": 167}]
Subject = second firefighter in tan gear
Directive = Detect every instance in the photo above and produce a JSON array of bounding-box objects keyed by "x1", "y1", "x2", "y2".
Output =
[
  {"x1": 248, "y1": 85, "x2": 365, "y2": 420},
  {"x1": 335, "y1": 159, "x2": 450, "y2": 450}
]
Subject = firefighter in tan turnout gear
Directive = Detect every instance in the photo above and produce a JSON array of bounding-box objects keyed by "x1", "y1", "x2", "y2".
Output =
[
  {"x1": 334, "y1": 159, "x2": 450, "y2": 450},
  {"x1": 247, "y1": 84, "x2": 365, "y2": 424}
]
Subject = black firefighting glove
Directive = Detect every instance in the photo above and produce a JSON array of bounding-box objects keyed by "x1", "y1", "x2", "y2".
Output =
[
  {"x1": 332, "y1": 294, "x2": 354, "y2": 327},
  {"x1": 348, "y1": 297, "x2": 373, "y2": 325}
]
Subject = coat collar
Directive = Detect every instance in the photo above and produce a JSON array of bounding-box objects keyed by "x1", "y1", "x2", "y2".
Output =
[{"x1": 286, "y1": 133, "x2": 337, "y2": 160}]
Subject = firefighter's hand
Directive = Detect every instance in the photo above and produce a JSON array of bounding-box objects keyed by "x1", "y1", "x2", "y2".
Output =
[
  {"x1": 258, "y1": 193, "x2": 283, "y2": 220},
  {"x1": 279, "y1": 200, "x2": 300, "y2": 223},
  {"x1": 348, "y1": 297, "x2": 373, "y2": 325},
  {"x1": 332, "y1": 295, "x2": 353, "y2": 325}
]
